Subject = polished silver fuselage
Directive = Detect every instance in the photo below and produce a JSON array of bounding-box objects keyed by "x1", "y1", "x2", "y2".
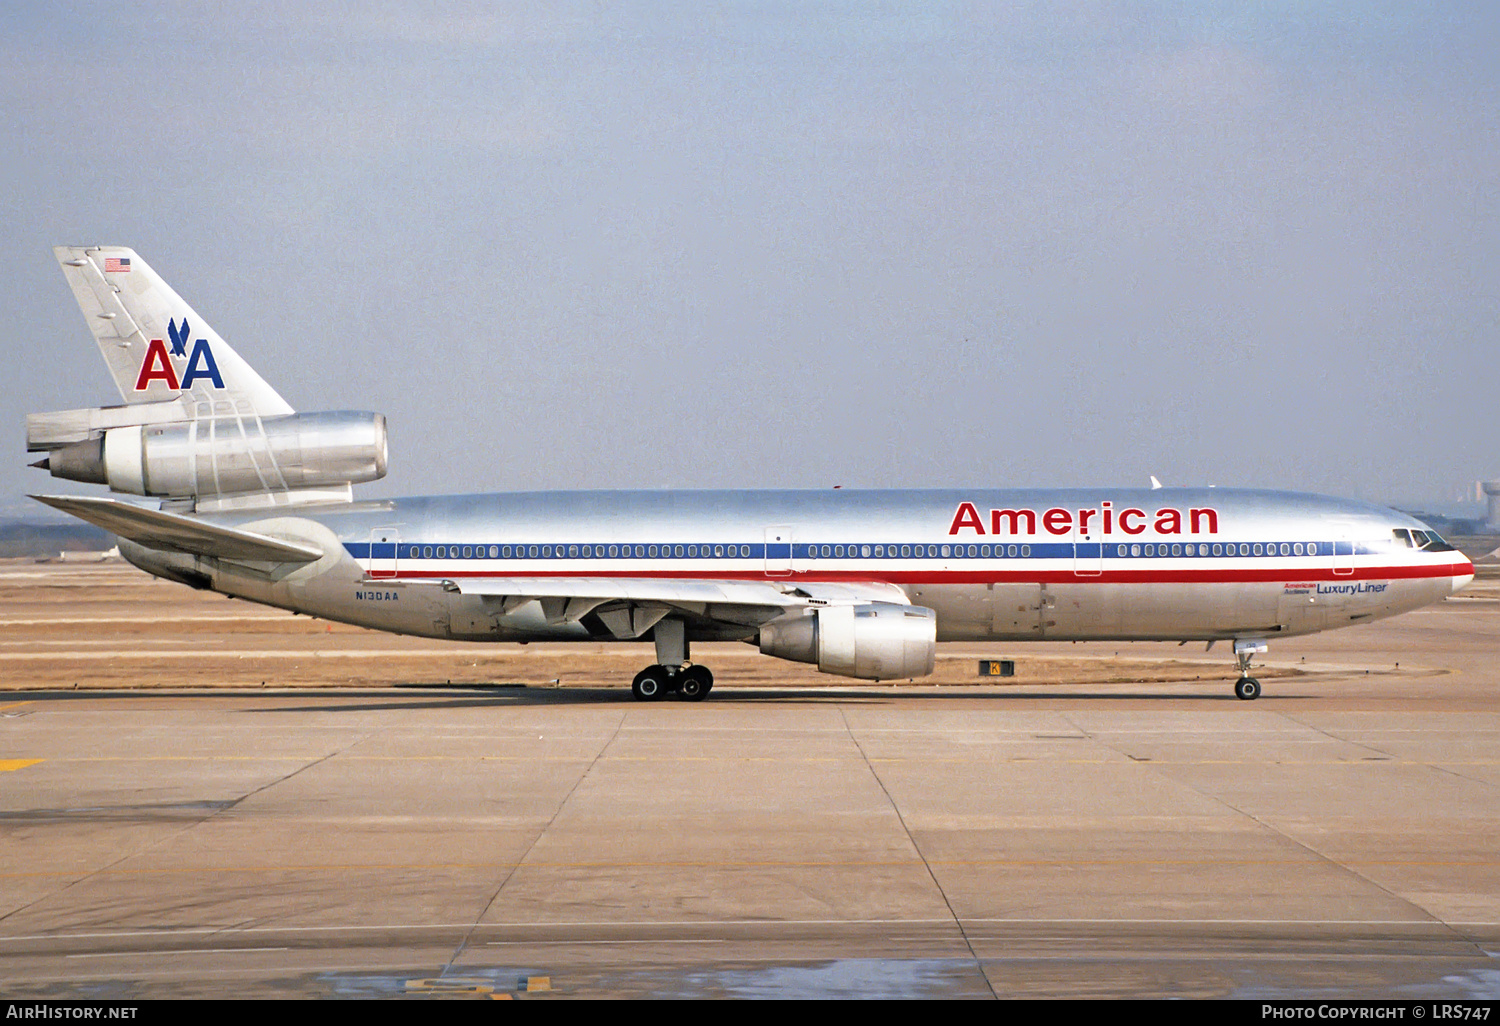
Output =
[{"x1": 119, "y1": 487, "x2": 1474, "y2": 646}]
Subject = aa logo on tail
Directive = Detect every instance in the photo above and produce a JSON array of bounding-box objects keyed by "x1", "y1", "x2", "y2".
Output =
[{"x1": 133, "y1": 319, "x2": 224, "y2": 391}]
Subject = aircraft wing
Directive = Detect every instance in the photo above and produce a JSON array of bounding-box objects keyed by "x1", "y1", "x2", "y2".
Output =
[
  {"x1": 444, "y1": 576, "x2": 912, "y2": 636},
  {"x1": 30, "y1": 494, "x2": 323, "y2": 564}
]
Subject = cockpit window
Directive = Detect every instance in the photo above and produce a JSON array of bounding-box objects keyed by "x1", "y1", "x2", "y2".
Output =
[
  {"x1": 1394, "y1": 527, "x2": 1456, "y2": 551},
  {"x1": 1418, "y1": 530, "x2": 1456, "y2": 552}
]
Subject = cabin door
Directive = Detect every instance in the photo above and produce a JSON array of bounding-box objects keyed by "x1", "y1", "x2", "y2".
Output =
[
  {"x1": 369, "y1": 527, "x2": 400, "y2": 579},
  {"x1": 764, "y1": 527, "x2": 792, "y2": 576}
]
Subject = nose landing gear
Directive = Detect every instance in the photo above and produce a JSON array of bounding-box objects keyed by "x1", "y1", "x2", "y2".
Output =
[{"x1": 1232, "y1": 639, "x2": 1267, "y2": 701}]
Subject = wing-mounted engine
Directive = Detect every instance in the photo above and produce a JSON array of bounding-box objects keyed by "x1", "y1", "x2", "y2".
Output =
[
  {"x1": 28, "y1": 408, "x2": 387, "y2": 511},
  {"x1": 759, "y1": 602, "x2": 937, "y2": 681}
]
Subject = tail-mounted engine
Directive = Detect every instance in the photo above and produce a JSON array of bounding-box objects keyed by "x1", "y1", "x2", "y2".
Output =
[
  {"x1": 28, "y1": 408, "x2": 387, "y2": 509},
  {"x1": 759, "y1": 602, "x2": 937, "y2": 680}
]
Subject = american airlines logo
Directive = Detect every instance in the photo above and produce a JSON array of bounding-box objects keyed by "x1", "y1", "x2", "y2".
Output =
[
  {"x1": 132, "y1": 318, "x2": 225, "y2": 391},
  {"x1": 948, "y1": 501, "x2": 1220, "y2": 537}
]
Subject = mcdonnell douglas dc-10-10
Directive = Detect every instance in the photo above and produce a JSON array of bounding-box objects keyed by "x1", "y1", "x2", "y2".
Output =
[{"x1": 27, "y1": 247, "x2": 1474, "y2": 700}]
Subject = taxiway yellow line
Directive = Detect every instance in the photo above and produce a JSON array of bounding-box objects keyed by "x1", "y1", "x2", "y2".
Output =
[{"x1": 0, "y1": 759, "x2": 43, "y2": 772}]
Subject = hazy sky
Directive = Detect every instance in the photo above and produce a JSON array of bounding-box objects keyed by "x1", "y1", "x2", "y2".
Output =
[{"x1": 3, "y1": 2, "x2": 1496, "y2": 518}]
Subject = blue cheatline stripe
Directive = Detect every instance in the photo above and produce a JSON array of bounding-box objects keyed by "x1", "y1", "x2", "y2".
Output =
[{"x1": 343, "y1": 539, "x2": 1372, "y2": 561}]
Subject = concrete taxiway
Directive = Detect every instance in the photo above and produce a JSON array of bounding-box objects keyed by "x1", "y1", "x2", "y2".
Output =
[{"x1": 1, "y1": 564, "x2": 1498, "y2": 998}]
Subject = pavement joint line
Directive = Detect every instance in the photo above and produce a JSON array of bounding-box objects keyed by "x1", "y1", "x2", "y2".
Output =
[
  {"x1": 0, "y1": 740, "x2": 356, "y2": 931},
  {"x1": 1282, "y1": 711, "x2": 1404, "y2": 762},
  {"x1": 35, "y1": 755, "x2": 1500, "y2": 766},
  {"x1": 6, "y1": 856, "x2": 1500, "y2": 879},
  {"x1": 65, "y1": 947, "x2": 291, "y2": 957},
  {"x1": 838, "y1": 704, "x2": 997, "y2": 999},
  {"x1": 8, "y1": 918, "x2": 1500, "y2": 948},
  {"x1": 1120, "y1": 708, "x2": 1475, "y2": 946},
  {"x1": 444, "y1": 708, "x2": 630, "y2": 973}
]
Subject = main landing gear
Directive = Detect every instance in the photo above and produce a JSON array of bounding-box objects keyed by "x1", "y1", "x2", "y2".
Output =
[
  {"x1": 1232, "y1": 639, "x2": 1267, "y2": 701},
  {"x1": 631, "y1": 663, "x2": 714, "y2": 702},
  {"x1": 631, "y1": 617, "x2": 713, "y2": 701}
]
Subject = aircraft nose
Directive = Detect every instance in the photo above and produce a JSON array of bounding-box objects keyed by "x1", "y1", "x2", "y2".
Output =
[{"x1": 1452, "y1": 553, "x2": 1476, "y2": 594}]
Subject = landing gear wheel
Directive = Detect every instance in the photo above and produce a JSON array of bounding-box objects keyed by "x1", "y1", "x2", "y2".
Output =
[
  {"x1": 679, "y1": 665, "x2": 713, "y2": 702},
  {"x1": 632, "y1": 666, "x2": 667, "y2": 701},
  {"x1": 1234, "y1": 677, "x2": 1262, "y2": 701}
]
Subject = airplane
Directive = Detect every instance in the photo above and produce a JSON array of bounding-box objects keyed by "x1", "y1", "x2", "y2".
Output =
[{"x1": 26, "y1": 247, "x2": 1475, "y2": 701}]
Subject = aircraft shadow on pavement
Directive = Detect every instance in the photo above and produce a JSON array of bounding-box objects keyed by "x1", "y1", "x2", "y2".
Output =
[
  {"x1": 17, "y1": 684, "x2": 1299, "y2": 714},
  {"x1": 247, "y1": 684, "x2": 1272, "y2": 712}
]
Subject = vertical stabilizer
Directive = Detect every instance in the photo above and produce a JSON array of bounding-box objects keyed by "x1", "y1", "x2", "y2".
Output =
[{"x1": 53, "y1": 246, "x2": 293, "y2": 416}]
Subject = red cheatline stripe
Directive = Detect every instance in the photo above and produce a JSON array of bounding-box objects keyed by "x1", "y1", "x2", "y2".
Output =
[{"x1": 369, "y1": 562, "x2": 1471, "y2": 585}]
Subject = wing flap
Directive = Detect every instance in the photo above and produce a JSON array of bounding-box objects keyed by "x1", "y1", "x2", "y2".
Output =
[
  {"x1": 30, "y1": 494, "x2": 322, "y2": 564},
  {"x1": 446, "y1": 577, "x2": 911, "y2": 619},
  {"x1": 447, "y1": 576, "x2": 798, "y2": 606}
]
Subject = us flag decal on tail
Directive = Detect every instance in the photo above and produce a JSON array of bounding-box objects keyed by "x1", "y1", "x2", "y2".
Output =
[{"x1": 104, "y1": 257, "x2": 130, "y2": 272}]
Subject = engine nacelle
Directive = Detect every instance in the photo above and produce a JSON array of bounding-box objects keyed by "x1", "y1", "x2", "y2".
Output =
[
  {"x1": 759, "y1": 602, "x2": 937, "y2": 680},
  {"x1": 42, "y1": 410, "x2": 387, "y2": 498}
]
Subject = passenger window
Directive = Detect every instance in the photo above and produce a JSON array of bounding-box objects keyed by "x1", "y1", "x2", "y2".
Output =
[
  {"x1": 1021, "y1": 545, "x2": 1031, "y2": 556},
  {"x1": 940, "y1": 545, "x2": 951, "y2": 558},
  {"x1": 1008, "y1": 544, "x2": 1017, "y2": 557},
  {"x1": 422, "y1": 546, "x2": 433, "y2": 558}
]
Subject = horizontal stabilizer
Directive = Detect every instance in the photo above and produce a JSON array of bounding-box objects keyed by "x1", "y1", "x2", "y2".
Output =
[{"x1": 30, "y1": 494, "x2": 322, "y2": 564}]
